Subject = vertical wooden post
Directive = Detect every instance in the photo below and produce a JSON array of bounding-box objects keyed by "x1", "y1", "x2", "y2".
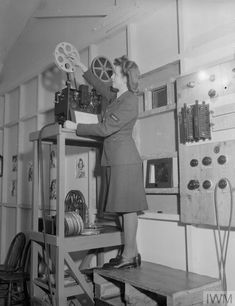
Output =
[
  {"x1": 55, "y1": 128, "x2": 66, "y2": 305},
  {"x1": 55, "y1": 246, "x2": 66, "y2": 305},
  {"x1": 56, "y1": 129, "x2": 65, "y2": 238},
  {"x1": 30, "y1": 139, "x2": 39, "y2": 298}
]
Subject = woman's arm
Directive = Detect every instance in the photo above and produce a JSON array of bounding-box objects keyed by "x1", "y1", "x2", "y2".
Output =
[
  {"x1": 76, "y1": 94, "x2": 138, "y2": 138},
  {"x1": 71, "y1": 57, "x2": 115, "y2": 101},
  {"x1": 83, "y1": 69, "x2": 115, "y2": 102}
]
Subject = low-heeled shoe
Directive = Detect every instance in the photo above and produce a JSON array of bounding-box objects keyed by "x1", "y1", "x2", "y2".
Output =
[
  {"x1": 109, "y1": 255, "x2": 122, "y2": 264},
  {"x1": 103, "y1": 254, "x2": 141, "y2": 269},
  {"x1": 106, "y1": 253, "x2": 141, "y2": 266}
]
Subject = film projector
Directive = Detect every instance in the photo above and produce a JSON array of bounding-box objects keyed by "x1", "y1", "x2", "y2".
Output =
[{"x1": 53, "y1": 42, "x2": 114, "y2": 124}]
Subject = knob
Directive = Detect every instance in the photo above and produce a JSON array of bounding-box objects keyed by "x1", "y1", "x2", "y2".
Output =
[
  {"x1": 188, "y1": 180, "x2": 200, "y2": 190},
  {"x1": 202, "y1": 156, "x2": 212, "y2": 166},
  {"x1": 218, "y1": 179, "x2": 227, "y2": 189},
  {"x1": 190, "y1": 159, "x2": 198, "y2": 167},
  {"x1": 208, "y1": 89, "x2": 216, "y2": 98},
  {"x1": 203, "y1": 180, "x2": 212, "y2": 190},
  {"x1": 209, "y1": 74, "x2": 215, "y2": 82},
  {"x1": 187, "y1": 81, "x2": 195, "y2": 88},
  {"x1": 217, "y1": 155, "x2": 227, "y2": 165}
]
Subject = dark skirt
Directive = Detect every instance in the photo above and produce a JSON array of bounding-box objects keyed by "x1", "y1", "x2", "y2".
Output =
[{"x1": 99, "y1": 164, "x2": 148, "y2": 213}]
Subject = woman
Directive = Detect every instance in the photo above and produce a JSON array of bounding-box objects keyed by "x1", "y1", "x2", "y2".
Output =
[{"x1": 64, "y1": 55, "x2": 148, "y2": 269}]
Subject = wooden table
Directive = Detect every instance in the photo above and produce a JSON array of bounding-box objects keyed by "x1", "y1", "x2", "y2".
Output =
[{"x1": 94, "y1": 261, "x2": 222, "y2": 306}]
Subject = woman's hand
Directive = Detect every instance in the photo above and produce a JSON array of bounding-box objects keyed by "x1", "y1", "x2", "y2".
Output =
[
  {"x1": 63, "y1": 120, "x2": 77, "y2": 130},
  {"x1": 68, "y1": 55, "x2": 88, "y2": 72}
]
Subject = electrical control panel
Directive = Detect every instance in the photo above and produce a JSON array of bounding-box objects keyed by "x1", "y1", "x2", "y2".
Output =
[
  {"x1": 179, "y1": 101, "x2": 211, "y2": 143},
  {"x1": 179, "y1": 140, "x2": 235, "y2": 226},
  {"x1": 177, "y1": 59, "x2": 235, "y2": 226}
]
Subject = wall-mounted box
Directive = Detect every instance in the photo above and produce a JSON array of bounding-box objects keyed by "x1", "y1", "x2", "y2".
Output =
[
  {"x1": 143, "y1": 154, "x2": 178, "y2": 194},
  {"x1": 152, "y1": 85, "x2": 168, "y2": 109}
]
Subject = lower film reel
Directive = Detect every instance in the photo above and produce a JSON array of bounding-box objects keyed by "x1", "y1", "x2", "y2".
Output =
[
  {"x1": 91, "y1": 56, "x2": 114, "y2": 82},
  {"x1": 54, "y1": 42, "x2": 80, "y2": 73},
  {"x1": 64, "y1": 190, "x2": 87, "y2": 224},
  {"x1": 64, "y1": 211, "x2": 84, "y2": 236}
]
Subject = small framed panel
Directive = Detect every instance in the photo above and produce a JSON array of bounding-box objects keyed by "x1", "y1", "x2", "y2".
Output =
[
  {"x1": 146, "y1": 158, "x2": 173, "y2": 188},
  {"x1": 143, "y1": 154, "x2": 178, "y2": 194},
  {"x1": 138, "y1": 91, "x2": 145, "y2": 114},
  {"x1": 152, "y1": 85, "x2": 168, "y2": 109}
]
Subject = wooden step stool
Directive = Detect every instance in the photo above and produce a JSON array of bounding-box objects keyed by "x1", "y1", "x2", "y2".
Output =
[{"x1": 94, "y1": 261, "x2": 222, "y2": 306}]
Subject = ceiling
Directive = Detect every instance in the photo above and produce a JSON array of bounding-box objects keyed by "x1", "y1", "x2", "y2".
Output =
[{"x1": 0, "y1": 0, "x2": 167, "y2": 73}]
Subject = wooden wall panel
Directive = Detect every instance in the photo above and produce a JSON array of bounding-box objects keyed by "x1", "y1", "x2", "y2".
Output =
[
  {"x1": 0, "y1": 96, "x2": 5, "y2": 126},
  {"x1": 18, "y1": 117, "x2": 37, "y2": 206},
  {"x1": 0, "y1": 130, "x2": 3, "y2": 201},
  {"x1": 96, "y1": 29, "x2": 127, "y2": 62},
  {"x1": 4, "y1": 207, "x2": 17, "y2": 259},
  {"x1": 19, "y1": 208, "x2": 32, "y2": 233},
  {"x1": 137, "y1": 111, "x2": 177, "y2": 157},
  {"x1": 5, "y1": 88, "x2": 19, "y2": 124},
  {"x1": 20, "y1": 77, "x2": 38, "y2": 118},
  {"x1": 5, "y1": 125, "x2": 18, "y2": 204}
]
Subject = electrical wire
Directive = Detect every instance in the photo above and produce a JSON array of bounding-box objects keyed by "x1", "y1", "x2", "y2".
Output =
[
  {"x1": 213, "y1": 178, "x2": 233, "y2": 293},
  {"x1": 38, "y1": 123, "x2": 57, "y2": 306}
]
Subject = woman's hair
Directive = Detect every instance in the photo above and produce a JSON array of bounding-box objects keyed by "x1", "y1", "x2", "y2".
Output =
[{"x1": 113, "y1": 55, "x2": 140, "y2": 93}]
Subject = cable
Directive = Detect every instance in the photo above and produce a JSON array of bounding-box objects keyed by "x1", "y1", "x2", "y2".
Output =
[
  {"x1": 213, "y1": 178, "x2": 233, "y2": 293},
  {"x1": 38, "y1": 123, "x2": 57, "y2": 306}
]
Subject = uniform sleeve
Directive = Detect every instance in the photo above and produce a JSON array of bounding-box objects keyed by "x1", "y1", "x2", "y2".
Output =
[
  {"x1": 76, "y1": 95, "x2": 138, "y2": 138},
  {"x1": 83, "y1": 69, "x2": 115, "y2": 102}
]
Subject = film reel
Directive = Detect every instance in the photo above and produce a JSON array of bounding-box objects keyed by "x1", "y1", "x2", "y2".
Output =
[
  {"x1": 54, "y1": 42, "x2": 80, "y2": 73},
  {"x1": 91, "y1": 56, "x2": 114, "y2": 82},
  {"x1": 64, "y1": 190, "x2": 87, "y2": 223},
  {"x1": 64, "y1": 211, "x2": 84, "y2": 236}
]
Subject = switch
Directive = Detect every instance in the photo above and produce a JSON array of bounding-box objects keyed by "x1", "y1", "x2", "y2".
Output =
[
  {"x1": 218, "y1": 179, "x2": 227, "y2": 189},
  {"x1": 188, "y1": 180, "x2": 200, "y2": 190},
  {"x1": 203, "y1": 180, "x2": 212, "y2": 190},
  {"x1": 214, "y1": 146, "x2": 220, "y2": 154},
  {"x1": 190, "y1": 159, "x2": 198, "y2": 167},
  {"x1": 202, "y1": 156, "x2": 212, "y2": 166},
  {"x1": 217, "y1": 155, "x2": 227, "y2": 165}
]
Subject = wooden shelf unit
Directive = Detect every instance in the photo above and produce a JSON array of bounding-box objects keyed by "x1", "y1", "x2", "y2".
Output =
[{"x1": 29, "y1": 124, "x2": 124, "y2": 305}]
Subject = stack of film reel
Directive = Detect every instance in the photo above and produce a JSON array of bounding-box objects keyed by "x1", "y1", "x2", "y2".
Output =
[
  {"x1": 64, "y1": 190, "x2": 87, "y2": 236},
  {"x1": 64, "y1": 211, "x2": 84, "y2": 236}
]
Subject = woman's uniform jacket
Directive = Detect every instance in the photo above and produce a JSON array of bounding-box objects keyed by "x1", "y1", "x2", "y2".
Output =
[{"x1": 76, "y1": 69, "x2": 142, "y2": 167}]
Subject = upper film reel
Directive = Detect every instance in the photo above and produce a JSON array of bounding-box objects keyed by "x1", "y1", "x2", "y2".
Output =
[
  {"x1": 54, "y1": 42, "x2": 80, "y2": 73},
  {"x1": 91, "y1": 56, "x2": 114, "y2": 82}
]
